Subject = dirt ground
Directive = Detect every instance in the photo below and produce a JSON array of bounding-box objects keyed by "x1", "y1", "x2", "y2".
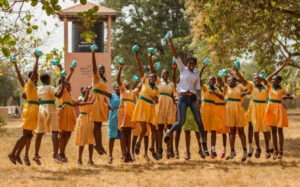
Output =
[{"x1": 0, "y1": 110, "x2": 299, "y2": 187}]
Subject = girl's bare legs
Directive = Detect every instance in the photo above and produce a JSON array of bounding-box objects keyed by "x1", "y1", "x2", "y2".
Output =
[
  {"x1": 108, "y1": 138, "x2": 115, "y2": 164},
  {"x1": 271, "y1": 126, "x2": 278, "y2": 160},
  {"x1": 78, "y1": 146, "x2": 84, "y2": 165},
  {"x1": 227, "y1": 127, "x2": 236, "y2": 160}
]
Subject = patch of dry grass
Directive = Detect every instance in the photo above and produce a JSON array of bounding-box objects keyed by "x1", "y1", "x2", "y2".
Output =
[{"x1": 0, "y1": 110, "x2": 300, "y2": 186}]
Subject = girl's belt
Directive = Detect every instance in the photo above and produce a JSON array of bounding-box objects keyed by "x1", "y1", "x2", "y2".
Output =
[
  {"x1": 139, "y1": 96, "x2": 153, "y2": 104},
  {"x1": 27, "y1": 100, "x2": 39, "y2": 105},
  {"x1": 202, "y1": 98, "x2": 215, "y2": 104},
  {"x1": 268, "y1": 99, "x2": 281, "y2": 103},
  {"x1": 159, "y1": 92, "x2": 172, "y2": 97},
  {"x1": 93, "y1": 89, "x2": 105, "y2": 95},
  {"x1": 252, "y1": 99, "x2": 266, "y2": 103},
  {"x1": 227, "y1": 98, "x2": 241, "y2": 102},
  {"x1": 57, "y1": 102, "x2": 73, "y2": 109},
  {"x1": 120, "y1": 98, "x2": 134, "y2": 103},
  {"x1": 40, "y1": 100, "x2": 55, "y2": 105}
]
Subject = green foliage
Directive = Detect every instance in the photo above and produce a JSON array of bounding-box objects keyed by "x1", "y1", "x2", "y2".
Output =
[
  {"x1": 103, "y1": 0, "x2": 191, "y2": 82},
  {"x1": 0, "y1": 76, "x2": 20, "y2": 106},
  {"x1": 0, "y1": 116, "x2": 7, "y2": 130}
]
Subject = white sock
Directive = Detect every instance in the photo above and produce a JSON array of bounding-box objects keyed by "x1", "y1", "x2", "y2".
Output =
[
  {"x1": 222, "y1": 146, "x2": 226, "y2": 153},
  {"x1": 211, "y1": 146, "x2": 215, "y2": 152},
  {"x1": 249, "y1": 143, "x2": 253, "y2": 150}
]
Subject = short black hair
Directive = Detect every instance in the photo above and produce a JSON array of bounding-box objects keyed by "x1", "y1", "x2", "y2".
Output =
[
  {"x1": 277, "y1": 75, "x2": 282, "y2": 82},
  {"x1": 186, "y1": 56, "x2": 197, "y2": 64},
  {"x1": 40, "y1": 73, "x2": 50, "y2": 83},
  {"x1": 27, "y1": 71, "x2": 33, "y2": 78}
]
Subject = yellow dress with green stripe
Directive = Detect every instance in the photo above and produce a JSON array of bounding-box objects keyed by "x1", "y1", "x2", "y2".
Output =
[
  {"x1": 90, "y1": 73, "x2": 108, "y2": 122},
  {"x1": 224, "y1": 84, "x2": 246, "y2": 127},
  {"x1": 200, "y1": 85, "x2": 220, "y2": 131},
  {"x1": 57, "y1": 88, "x2": 76, "y2": 131},
  {"x1": 155, "y1": 78, "x2": 176, "y2": 125},
  {"x1": 246, "y1": 82, "x2": 270, "y2": 132},
  {"x1": 131, "y1": 75, "x2": 158, "y2": 125},
  {"x1": 75, "y1": 95, "x2": 95, "y2": 146},
  {"x1": 21, "y1": 80, "x2": 39, "y2": 131},
  {"x1": 117, "y1": 85, "x2": 136, "y2": 129},
  {"x1": 215, "y1": 87, "x2": 229, "y2": 134},
  {"x1": 263, "y1": 85, "x2": 289, "y2": 128}
]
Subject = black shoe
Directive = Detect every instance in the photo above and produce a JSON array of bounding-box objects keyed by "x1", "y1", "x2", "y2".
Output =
[
  {"x1": 255, "y1": 149, "x2": 261, "y2": 158},
  {"x1": 198, "y1": 150, "x2": 205, "y2": 159},
  {"x1": 226, "y1": 151, "x2": 236, "y2": 160},
  {"x1": 8, "y1": 153, "x2": 16, "y2": 165},
  {"x1": 149, "y1": 148, "x2": 160, "y2": 160},
  {"x1": 242, "y1": 150, "x2": 248, "y2": 162},
  {"x1": 170, "y1": 147, "x2": 175, "y2": 158},
  {"x1": 164, "y1": 131, "x2": 171, "y2": 143},
  {"x1": 202, "y1": 142, "x2": 209, "y2": 156},
  {"x1": 248, "y1": 147, "x2": 254, "y2": 157}
]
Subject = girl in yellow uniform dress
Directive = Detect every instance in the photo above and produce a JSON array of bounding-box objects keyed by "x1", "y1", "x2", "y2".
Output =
[
  {"x1": 131, "y1": 50, "x2": 158, "y2": 161},
  {"x1": 76, "y1": 86, "x2": 95, "y2": 165},
  {"x1": 263, "y1": 61, "x2": 293, "y2": 160},
  {"x1": 148, "y1": 53, "x2": 177, "y2": 159},
  {"x1": 90, "y1": 50, "x2": 109, "y2": 155},
  {"x1": 222, "y1": 68, "x2": 248, "y2": 162},
  {"x1": 8, "y1": 53, "x2": 39, "y2": 166},
  {"x1": 117, "y1": 64, "x2": 136, "y2": 162},
  {"x1": 239, "y1": 73, "x2": 272, "y2": 159},
  {"x1": 199, "y1": 64, "x2": 225, "y2": 158},
  {"x1": 215, "y1": 79, "x2": 229, "y2": 159}
]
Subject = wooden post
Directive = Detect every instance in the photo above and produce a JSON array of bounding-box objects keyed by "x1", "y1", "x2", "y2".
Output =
[
  {"x1": 107, "y1": 15, "x2": 112, "y2": 55},
  {"x1": 64, "y1": 16, "x2": 68, "y2": 56}
]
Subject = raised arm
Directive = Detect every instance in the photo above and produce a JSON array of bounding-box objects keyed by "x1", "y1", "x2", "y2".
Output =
[
  {"x1": 199, "y1": 65, "x2": 207, "y2": 87},
  {"x1": 66, "y1": 67, "x2": 75, "y2": 82},
  {"x1": 12, "y1": 61, "x2": 25, "y2": 88},
  {"x1": 117, "y1": 64, "x2": 124, "y2": 86},
  {"x1": 148, "y1": 52, "x2": 156, "y2": 74},
  {"x1": 168, "y1": 39, "x2": 184, "y2": 71},
  {"x1": 30, "y1": 54, "x2": 39, "y2": 82},
  {"x1": 217, "y1": 77, "x2": 224, "y2": 88},
  {"x1": 267, "y1": 61, "x2": 292, "y2": 82},
  {"x1": 92, "y1": 51, "x2": 97, "y2": 74},
  {"x1": 134, "y1": 51, "x2": 144, "y2": 78},
  {"x1": 171, "y1": 63, "x2": 177, "y2": 84},
  {"x1": 54, "y1": 77, "x2": 65, "y2": 98},
  {"x1": 234, "y1": 67, "x2": 247, "y2": 86}
]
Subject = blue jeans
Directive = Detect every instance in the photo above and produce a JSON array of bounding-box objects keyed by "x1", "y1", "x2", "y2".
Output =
[{"x1": 169, "y1": 94, "x2": 206, "y2": 140}]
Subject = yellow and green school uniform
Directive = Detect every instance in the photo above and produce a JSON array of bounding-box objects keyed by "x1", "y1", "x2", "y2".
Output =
[
  {"x1": 215, "y1": 87, "x2": 229, "y2": 134},
  {"x1": 155, "y1": 78, "x2": 176, "y2": 126},
  {"x1": 201, "y1": 85, "x2": 221, "y2": 131},
  {"x1": 37, "y1": 84, "x2": 59, "y2": 133},
  {"x1": 21, "y1": 80, "x2": 39, "y2": 131},
  {"x1": 75, "y1": 95, "x2": 95, "y2": 146},
  {"x1": 263, "y1": 85, "x2": 289, "y2": 128},
  {"x1": 246, "y1": 82, "x2": 270, "y2": 132},
  {"x1": 224, "y1": 84, "x2": 246, "y2": 127},
  {"x1": 90, "y1": 73, "x2": 108, "y2": 122},
  {"x1": 57, "y1": 88, "x2": 76, "y2": 131},
  {"x1": 118, "y1": 85, "x2": 136, "y2": 130},
  {"x1": 131, "y1": 75, "x2": 158, "y2": 125}
]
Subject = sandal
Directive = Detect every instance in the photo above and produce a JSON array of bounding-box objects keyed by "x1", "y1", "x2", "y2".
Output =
[
  {"x1": 134, "y1": 143, "x2": 141, "y2": 155},
  {"x1": 211, "y1": 151, "x2": 217, "y2": 159},
  {"x1": 242, "y1": 150, "x2": 248, "y2": 162},
  {"x1": 149, "y1": 148, "x2": 160, "y2": 160},
  {"x1": 175, "y1": 151, "x2": 180, "y2": 159},
  {"x1": 8, "y1": 153, "x2": 16, "y2": 165},
  {"x1": 201, "y1": 142, "x2": 209, "y2": 156},
  {"x1": 220, "y1": 151, "x2": 226, "y2": 159},
  {"x1": 198, "y1": 150, "x2": 205, "y2": 159},
  {"x1": 226, "y1": 151, "x2": 236, "y2": 160},
  {"x1": 33, "y1": 156, "x2": 41, "y2": 166},
  {"x1": 166, "y1": 149, "x2": 171, "y2": 159},
  {"x1": 59, "y1": 155, "x2": 68, "y2": 163},
  {"x1": 265, "y1": 151, "x2": 271, "y2": 159},
  {"x1": 277, "y1": 152, "x2": 283, "y2": 160},
  {"x1": 24, "y1": 157, "x2": 31, "y2": 166},
  {"x1": 248, "y1": 147, "x2": 254, "y2": 157},
  {"x1": 108, "y1": 157, "x2": 113, "y2": 164},
  {"x1": 77, "y1": 160, "x2": 83, "y2": 165},
  {"x1": 131, "y1": 153, "x2": 135, "y2": 162},
  {"x1": 15, "y1": 155, "x2": 23, "y2": 165},
  {"x1": 184, "y1": 152, "x2": 191, "y2": 160},
  {"x1": 170, "y1": 147, "x2": 175, "y2": 158},
  {"x1": 143, "y1": 154, "x2": 150, "y2": 161},
  {"x1": 255, "y1": 149, "x2": 261, "y2": 158},
  {"x1": 94, "y1": 146, "x2": 106, "y2": 155}
]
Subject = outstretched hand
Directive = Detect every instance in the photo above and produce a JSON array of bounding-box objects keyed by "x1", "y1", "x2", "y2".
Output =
[{"x1": 283, "y1": 61, "x2": 293, "y2": 67}]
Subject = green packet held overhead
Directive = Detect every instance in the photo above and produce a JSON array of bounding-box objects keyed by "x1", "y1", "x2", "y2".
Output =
[
  {"x1": 118, "y1": 57, "x2": 124, "y2": 64},
  {"x1": 172, "y1": 56, "x2": 176, "y2": 64},
  {"x1": 164, "y1": 31, "x2": 173, "y2": 40},
  {"x1": 203, "y1": 57, "x2": 211, "y2": 65},
  {"x1": 51, "y1": 59, "x2": 60, "y2": 66},
  {"x1": 132, "y1": 44, "x2": 139, "y2": 53},
  {"x1": 60, "y1": 69, "x2": 67, "y2": 77},
  {"x1": 218, "y1": 69, "x2": 227, "y2": 77},
  {"x1": 147, "y1": 48, "x2": 155, "y2": 54},
  {"x1": 90, "y1": 44, "x2": 99, "y2": 52},
  {"x1": 71, "y1": 60, "x2": 78, "y2": 68},
  {"x1": 154, "y1": 62, "x2": 161, "y2": 70},
  {"x1": 234, "y1": 60, "x2": 241, "y2": 69},
  {"x1": 132, "y1": 75, "x2": 139, "y2": 82},
  {"x1": 34, "y1": 49, "x2": 43, "y2": 57},
  {"x1": 10, "y1": 56, "x2": 17, "y2": 62}
]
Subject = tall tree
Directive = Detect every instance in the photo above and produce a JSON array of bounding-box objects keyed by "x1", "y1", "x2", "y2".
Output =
[
  {"x1": 185, "y1": 0, "x2": 300, "y2": 68},
  {"x1": 103, "y1": 0, "x2": 191, "y2": 81}
]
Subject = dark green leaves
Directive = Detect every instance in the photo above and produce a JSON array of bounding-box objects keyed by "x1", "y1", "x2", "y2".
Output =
[
  {"x1": 31, "y1": 0, "x2": 38, "y2": 7},
  {"x1": 80, "y1": 0, "x2": 87, "y2": 5},
  {"x1": 2, "y1": 47, "x2": 10, "y2": 57}
]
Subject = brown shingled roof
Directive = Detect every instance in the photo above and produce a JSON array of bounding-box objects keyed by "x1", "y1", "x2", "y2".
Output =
[{"x1": 60, "y1": 2, "x2": 118, "y2": 17}]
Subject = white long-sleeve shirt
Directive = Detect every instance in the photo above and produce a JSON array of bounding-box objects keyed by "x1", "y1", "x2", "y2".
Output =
[{"x1": 176, "y1": 57, "x2": 201, "y2": 94}]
